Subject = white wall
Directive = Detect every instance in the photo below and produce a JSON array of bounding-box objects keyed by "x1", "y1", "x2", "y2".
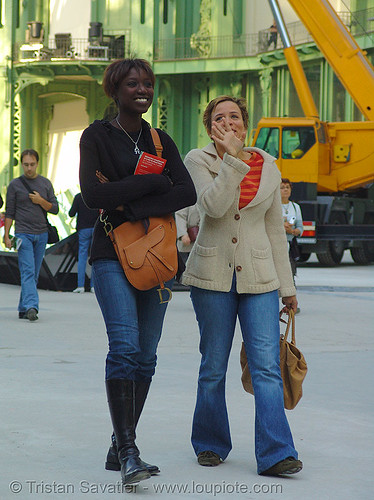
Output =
[
  {"x1": 49, "y1": 0, "x2": 91, "y2": 39},
  {"x1": 47, "y1": 99, "x2": 88, "y2": 194}
]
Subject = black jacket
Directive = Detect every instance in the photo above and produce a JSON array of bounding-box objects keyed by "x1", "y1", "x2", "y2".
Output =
[
  {"x1": 69, "y1": 192, "x2": 98, "y2": 230},
  {"x1": 79, "y1": 119, "x2": 196, "y2": 262}
]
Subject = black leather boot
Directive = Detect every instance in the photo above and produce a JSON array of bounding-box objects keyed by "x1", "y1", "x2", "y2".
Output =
[
  {"x1": 105, "y1": 379, "x2": 151, "y2": 485},
  {"x1": 105, "y1": 379, "x2": 160, "y2": 475}
]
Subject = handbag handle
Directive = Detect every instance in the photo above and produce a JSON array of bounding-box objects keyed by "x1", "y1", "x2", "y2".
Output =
[{"x1": 280, "y1": 309, "x2": 296, "y2": 345}]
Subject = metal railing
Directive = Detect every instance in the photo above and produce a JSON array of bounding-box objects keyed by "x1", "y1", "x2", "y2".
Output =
[
  {"x1": 14, "y1": 8, "x2": 374, "y2": 64},
  {"x1": 15, "y1": 32, "x2": 131, "y2": 63},
  {"x1": 154, "y1": 8, "x2": 374, "y2": 61}
]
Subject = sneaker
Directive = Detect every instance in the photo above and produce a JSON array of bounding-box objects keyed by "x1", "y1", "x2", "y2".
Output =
[
  {"x1": 18, "y1": 312, "x2": 26, "y2": 319},
  {"x1": 296, "y1": 307, "x2": 301, "y2": 314},
  {"x1": 197, "y1": 451, "x2": 222, "y2": 467},
  {"x1": 260, "y1": 457, "x2": 303, "y2": 476},
  {"x1": 25, "y1": 308, "x2": 38, "y2": 321},
  {"x1": 72, "y1": 287, "x2": 85, "y2": 293},
  {"x1": 90, "y1": 287, "x2": 95, "y2": 293}
]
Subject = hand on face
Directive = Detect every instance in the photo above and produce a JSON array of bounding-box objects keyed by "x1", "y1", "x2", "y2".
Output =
[
  {"x1": 211, "y1": 117, "x2": 245, "y2": 158},
  {"x1": 210, "y1": 100, "x2": 247, "y2": 158}
]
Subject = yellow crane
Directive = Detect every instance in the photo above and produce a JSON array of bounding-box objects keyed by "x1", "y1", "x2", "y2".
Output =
[{"x1": 252, "y1": 0, "x2": 374, "y2": 265}]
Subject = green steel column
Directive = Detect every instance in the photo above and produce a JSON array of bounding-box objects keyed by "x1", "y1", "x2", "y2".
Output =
[
  {"x1": 259, "y1": 68, "x2": 273, "y2": 117},
  {"x1": 35, "y1": 0, "x2": 43, "y2": 21},
  {"x1": 152, "y1": 77, "x2": 160, "y2": 127},
  {"x1": 247, "y1": 76, "x2": 255, "y2": 131},
  {"x1": 131, "y1": 0, "x2": 154, "y2": 59},
  {"x1": 8, "y1": 0, "x2": 17, "y2": 182},
  {"x1": 91, "y1": 0, "x2": 99, "y2": 21}
]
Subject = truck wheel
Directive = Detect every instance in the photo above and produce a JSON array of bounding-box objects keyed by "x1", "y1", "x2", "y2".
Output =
[
  {"x1": 317, "y1": 248, "x2": 341, "y2": 266},
  {"x1": 350, "y1": 247, "x2": 372, "y2": 265},
  {"x1": 363, "y1": 214, "x2": 374, "y2": 262},
  {"x1": 317, "y1": 212, "x2": 346, "y2": 266},
  {"x1": 350, "y1": 214, "x2": 374, "y2": 264}
]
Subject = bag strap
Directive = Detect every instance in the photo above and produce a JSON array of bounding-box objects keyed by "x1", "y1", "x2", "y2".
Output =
[
  {"x1": 19, "y1": 176, "x2": 49, "y2": 222},
  {"x1": 19, "y1": 175, "x2": 34, "y2": 194},
  {"x1": 281, "y1": 309, "x2": 296, "y2": 345},
  {"x1": 150, "y1": 128, "x2": 163, "y2": 158}
]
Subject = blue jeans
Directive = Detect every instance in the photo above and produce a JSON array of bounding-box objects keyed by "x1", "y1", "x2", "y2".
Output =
[
  {"x1": 190, "y1": 277, "x2": 298, "y2": 474},
  {"x1": 92, "y1": 259, "x2": 172, "y2": 381},
  {"x1": 15, "y1": 232, "x2": 48, "y2": 313},
  {"x1": 77, "y1": 228, "x2": 94, "y2": 287}
]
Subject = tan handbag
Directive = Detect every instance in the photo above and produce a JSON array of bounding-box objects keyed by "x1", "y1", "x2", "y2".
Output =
[
  {"x1": 101, "y1": 129, "x2": 178, "y2": 303},
  {"x1": 240, "y1": 309, "x2": 307, "y2": 410},
  {"x1": 108, "y1": 214, "x2": 177, "y2": 300}
]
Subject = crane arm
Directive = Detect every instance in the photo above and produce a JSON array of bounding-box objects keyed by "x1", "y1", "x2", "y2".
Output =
[
  {"x1": 287, "y1": 0, "x2": 374, "y2": 121},
  {"x1": 268, "y1": 0, "x2": 319, "y2": 118}
]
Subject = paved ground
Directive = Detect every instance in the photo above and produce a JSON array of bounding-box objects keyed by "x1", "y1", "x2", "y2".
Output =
[{"x1": 1, "y1": 251, "x2": 373, "y2": 499}]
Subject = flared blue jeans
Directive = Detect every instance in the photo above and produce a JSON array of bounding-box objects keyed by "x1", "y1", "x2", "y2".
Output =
[{"x1": 190, "y1": 277, "x2": 298, "y2": 474}]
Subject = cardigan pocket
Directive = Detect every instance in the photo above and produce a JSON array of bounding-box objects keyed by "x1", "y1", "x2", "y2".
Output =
[
  {"x1": 189, "y1": 243, "x2": 218, "y2": 281},
  {"x1": 251, "y1": 247, "x2": 277, "y2": 284}
]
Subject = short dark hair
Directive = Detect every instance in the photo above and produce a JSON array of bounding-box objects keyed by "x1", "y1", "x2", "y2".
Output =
[
  {"x1": 281, "y1": 178, "x2": 292, "y2": 187},
  {"x1": 21, "y1": 149, "x2": 39, "y2": 163},
  {"x1": 102, "y1": 58, "x2": 155, "y2": 101},
  {"x1": 203, "y1": 95, "x2": 249, "y2": 134}
]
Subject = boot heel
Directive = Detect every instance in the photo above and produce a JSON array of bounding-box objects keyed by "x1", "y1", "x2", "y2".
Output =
[{"x1": 105, "y1": 460, "x2": 121, "y2": 471}]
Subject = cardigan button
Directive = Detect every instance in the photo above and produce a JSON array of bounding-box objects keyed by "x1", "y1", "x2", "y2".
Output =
[
  {"x1": 236, "y1": 265, "x2": 242, "y2": 271},
  {"x1": 232, "y1": 237, "x2": 238, "y2": 244},
  {"x1": 234, "y1": 214, "x2": 240, "y2": 220}
]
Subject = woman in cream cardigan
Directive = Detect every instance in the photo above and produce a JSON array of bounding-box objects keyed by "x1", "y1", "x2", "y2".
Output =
[{"x1": 182, "y1": 96, "x2": 302, "y2": 477}]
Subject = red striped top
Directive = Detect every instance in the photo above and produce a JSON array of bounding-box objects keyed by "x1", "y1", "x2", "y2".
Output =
[{"x1": 239, "y1": 152, "x2": 264, "y2": 209}]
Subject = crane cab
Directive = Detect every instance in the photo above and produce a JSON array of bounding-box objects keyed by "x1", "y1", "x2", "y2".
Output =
[{"x1": 252, "y1": 117, "x2": 331, "y2": 195}]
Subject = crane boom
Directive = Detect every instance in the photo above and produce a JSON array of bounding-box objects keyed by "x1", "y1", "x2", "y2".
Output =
[
  {"x1": 287, "y1": 0, "x2": 374, "y2": 121},
  {"x1": 268, "y1": 0, "x2": 319, "y2": 118}
]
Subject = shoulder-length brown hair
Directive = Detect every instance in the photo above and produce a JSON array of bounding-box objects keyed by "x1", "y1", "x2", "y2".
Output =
[{"x1": 203, "y1": 95, "x2": 249, "y2": 134}]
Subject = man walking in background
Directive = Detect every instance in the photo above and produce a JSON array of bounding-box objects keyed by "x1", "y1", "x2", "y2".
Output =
[{"x1": 3, "y1": 149, "x2": 59, "y2": 321}]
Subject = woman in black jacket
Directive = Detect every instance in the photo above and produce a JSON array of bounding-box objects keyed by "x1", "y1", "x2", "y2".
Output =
[{"x1": 79, "y1": 58, "x2": 196, "y2": 486}]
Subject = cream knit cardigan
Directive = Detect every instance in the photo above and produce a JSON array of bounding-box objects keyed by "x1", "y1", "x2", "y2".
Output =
[{"x1": 181, "y1": 143, "x2": 296, "y2": 297}]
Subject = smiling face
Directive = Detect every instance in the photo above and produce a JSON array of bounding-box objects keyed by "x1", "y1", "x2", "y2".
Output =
[
  {"x1": 22, "y1": 154, "x2": 39, "y2": 179},
  {"x1": 211, "y1": 101, "x2": 247, "y2": 142},
  {"x1": 115, "y1": 67, "x2": 154, "y2": 117}
]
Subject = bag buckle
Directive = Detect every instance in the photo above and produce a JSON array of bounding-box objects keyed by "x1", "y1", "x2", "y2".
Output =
[
  {"x1": 157, "y1": 287, "x2": 172, "y2": 304},
  {"x1": 99, "y1": 211, "x2": 113, "y2": 237}
]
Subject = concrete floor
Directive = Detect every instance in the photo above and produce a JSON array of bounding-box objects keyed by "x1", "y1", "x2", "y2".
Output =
[{"x1": 1, "y1": 252, "x2": 373, "y2": 499}]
